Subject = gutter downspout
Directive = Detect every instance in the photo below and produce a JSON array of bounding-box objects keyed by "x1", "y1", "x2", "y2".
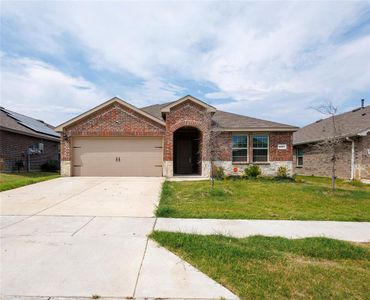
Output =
[{"x1": 346, "y1": 137, "x2": 355, "y2": 180}]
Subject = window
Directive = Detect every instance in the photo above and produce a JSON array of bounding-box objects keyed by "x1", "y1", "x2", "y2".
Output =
[
  {"x1": 232, "y1": 135, "x2": 247, "y2": 162},
  {"x1": 296, "y1": 148, "x2": 304, "y2": 166},
  {"x1": 253, "y1": 135, "x2": 268, "y2": 162}
]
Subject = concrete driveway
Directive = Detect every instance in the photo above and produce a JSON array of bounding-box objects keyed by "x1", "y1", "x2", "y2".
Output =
[{"x1": 0, "y1": 177, "x2": 237, "y2": 300}]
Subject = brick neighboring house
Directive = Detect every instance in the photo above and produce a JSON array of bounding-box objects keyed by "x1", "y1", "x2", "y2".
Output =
[
  {"x1": 55, "y1": 95, "x2": 298, "y2": 177},
  {"x1": 0, "y1": 107, "x2": 60, "y2": 172},
  {"x1": 293, "y1": 103, "x2": 370, "y2": 181}
]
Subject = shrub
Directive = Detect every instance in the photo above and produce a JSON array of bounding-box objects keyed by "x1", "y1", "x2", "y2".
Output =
[
  {"x1": 40, "y1": 160, "x2": 59, "y2": 172},
  {"x1": 14, "y1": 160, "x2": 24, "y2": 172},
  {"x1": 212, "y1": 166, "x2": 225, "y2": 180},
  {"x1": 244, "y1": 165, "x2": 261, "y2": 178},
  {"x1": 277, "y1": 166, "x2": 288, "y2": 178}
]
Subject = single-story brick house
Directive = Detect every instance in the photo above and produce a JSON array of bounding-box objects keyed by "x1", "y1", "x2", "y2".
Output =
[
  {"x1": 55, "y1": 95, "x2": 298, "y2": 177},
  {"x1": 0, "y1": 107, "x2": 60, "y2": 172},
  {"x1": 293, "y1": 103, "x2": 370, "y2": 181}
]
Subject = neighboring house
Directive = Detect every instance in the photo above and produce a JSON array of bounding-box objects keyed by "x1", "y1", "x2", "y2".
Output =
[
  {"x1": 0, "y1": 107, "x2": 60, "y2": 172},
  {"x1": 293, "y1": 103, "x2": 370, "y2": 181},
  {"x1": 55, "y1": 95, "x2": 298, "y2": 177}
]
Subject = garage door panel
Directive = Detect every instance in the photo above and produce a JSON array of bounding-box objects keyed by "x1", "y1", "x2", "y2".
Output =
[{"x1": 72, "y1": 137, "x2": 163, "y2": 176}]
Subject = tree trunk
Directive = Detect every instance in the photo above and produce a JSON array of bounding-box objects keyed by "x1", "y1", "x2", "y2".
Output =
[{"x1": 331, "y1": 155, "x2": 336, "y2": 192}]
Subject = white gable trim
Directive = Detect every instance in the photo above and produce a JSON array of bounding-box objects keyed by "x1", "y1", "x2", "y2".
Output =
[
  {"x1": 161, "y1": 95, "x2": 216, "y2": 113},
  {"x1": 357, "y1": 127, "x2": 370, "y2": 136},
  {"x1": 55, "y1": 97, "x2": 166, "y2": 131}
]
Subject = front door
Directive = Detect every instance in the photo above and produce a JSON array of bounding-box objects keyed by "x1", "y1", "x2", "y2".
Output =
[{"x1": 175, "y1": 139, "x2": 193, "y2": 174}]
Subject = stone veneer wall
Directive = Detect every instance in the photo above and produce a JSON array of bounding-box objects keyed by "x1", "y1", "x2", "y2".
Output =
[{"x1": 214, "y1": 161, "x2": 293, "y2": 176}]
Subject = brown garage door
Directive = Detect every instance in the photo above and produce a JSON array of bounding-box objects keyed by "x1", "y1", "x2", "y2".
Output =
[{"x1": 72, "y1": 137, "x2": 163, "y2": 176}]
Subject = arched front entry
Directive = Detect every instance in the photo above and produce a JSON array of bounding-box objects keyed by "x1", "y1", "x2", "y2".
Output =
[{"x1": 173, "y1": 127, "x2": 201, "y2": 175}]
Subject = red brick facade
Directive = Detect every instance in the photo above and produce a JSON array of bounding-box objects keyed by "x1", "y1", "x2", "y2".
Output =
[
  {"x1": 60, "y1": 99, "x2": 295, "y2": 176},
  {"x1": 213, "y1": 132, "x2": 232, "y2": 161},
  {"x1": 163, "y1": 100, "x2": 212, "y2": 161},
  {"x1": 61, "y1": 102, "x2": 165, "y2": 161},
  {"x1": 269, "y1": 132, "x2": 294, "y2": 161},
  {"x1": 212, "y1": 131, "x2": 293, "y2": 162},
  {"x1": 0, "y1": 130, "x2": 59, "y2": 172}
]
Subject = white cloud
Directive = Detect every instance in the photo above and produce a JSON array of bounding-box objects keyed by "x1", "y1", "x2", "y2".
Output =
[
  {"x1": 0, "y1": 54, "x2": 108, "y2": 125},
  {"x1": 1, "y1": 1, "x2": 370, "y2": 125}
]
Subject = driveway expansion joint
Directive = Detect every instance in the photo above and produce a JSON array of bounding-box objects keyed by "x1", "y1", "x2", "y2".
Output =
[
  {"x1": 71, "y1": 216, "x2": 96, "y2": 236},
  {"x1": 132, "y1": 217, "x2": 158, "y2": 298}
]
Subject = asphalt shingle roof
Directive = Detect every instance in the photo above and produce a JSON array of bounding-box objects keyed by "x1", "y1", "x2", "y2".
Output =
[
  {"x1": 141, "y1": 102, "x2": 297, "y2": 130},
  {"x1": 293, "y1": 105, "x2": 370, "y2": 145}
]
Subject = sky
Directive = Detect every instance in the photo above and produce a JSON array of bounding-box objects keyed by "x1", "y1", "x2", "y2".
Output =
[{"x1": 1, "y1": 1, "x2": 370, "y2": 127}]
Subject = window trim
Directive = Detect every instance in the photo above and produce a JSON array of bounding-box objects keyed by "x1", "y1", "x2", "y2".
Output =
[
  {"x1": 296, "y1": 147, "x2": 304, "y2": 167},
  {"x1": 232, "y1": 133, "x2": 248, "y2": 163},
  {"x1": 252, "y1": 134, "x2": 269, "y2": 163}
]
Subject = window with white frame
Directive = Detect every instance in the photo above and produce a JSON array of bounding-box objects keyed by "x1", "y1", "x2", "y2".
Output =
[
  {"x1": 252, "y1": 135, "x2": 268, "y2": 162},
  {"x1": 296, "y1": 148, "x2": 304, "y2": 166},
  {"x1": 232, "y1": 135, "x2": 248, "y2": 162}
]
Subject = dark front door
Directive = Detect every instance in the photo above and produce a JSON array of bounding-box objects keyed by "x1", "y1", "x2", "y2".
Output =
[
  {"x1": 175, "y1": 139, "x2": 193, "y2": 174},
  {"x1": 173, "y1": 127, "x2": 200, "y2": 175}
]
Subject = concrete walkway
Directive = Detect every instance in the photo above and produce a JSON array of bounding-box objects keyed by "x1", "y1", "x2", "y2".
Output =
[
  {"x1": 155, "y1": 218, "x2": 370, "y2": 242},
  {"x1": 1, "y1": 177, "x2": 237, "y2": 300}
]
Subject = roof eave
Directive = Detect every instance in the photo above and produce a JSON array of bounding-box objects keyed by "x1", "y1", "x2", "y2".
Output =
[
  {"x1": 215, "y1": 127, "x2": 299, "y2": 132},
  {"x1": 294, "y1": 127, "x2": 370, "y2": 145},
  {"x1": 357, "y1": 127, "x2": 370, "y2": 136},
  {"x1": 0, "y1": 126, "x2": 60, "y2": 141}
]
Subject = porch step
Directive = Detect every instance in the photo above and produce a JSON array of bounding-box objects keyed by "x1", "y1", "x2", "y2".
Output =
[{"x1": 167, "y1": 176, "x2": 210, "y2": 182}]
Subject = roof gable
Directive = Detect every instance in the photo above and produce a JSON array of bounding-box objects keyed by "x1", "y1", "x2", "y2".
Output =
[
  {"x1": 160, "y1": 95, "x2": 216, "y2": 113},
  {"x1": 55, "y1": 97, "x2": 166, "y2": 131}
]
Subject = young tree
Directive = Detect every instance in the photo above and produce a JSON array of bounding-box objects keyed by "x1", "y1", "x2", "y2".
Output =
[
  {"x1": 196, "y1": 110, "x2": 228, "y2": 189},
  {"x1": 311, "y1": 101, "x2": 343, "y2": 192}
]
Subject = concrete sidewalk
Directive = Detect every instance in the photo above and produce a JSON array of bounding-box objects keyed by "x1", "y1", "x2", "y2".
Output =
[{"x1": 155, "y1": 218, "x2": 370, "y2": 242}]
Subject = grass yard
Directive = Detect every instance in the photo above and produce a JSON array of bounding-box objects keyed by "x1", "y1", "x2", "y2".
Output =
[
  {"x1": 0, "y1": 172, "x2": 60, "y2": 192},
  {"x1": 151, "y1": 231, "x2": 370, "y2": 300},
  {"x1": 156, "y1": 176, "x2": 370, "y2": 221}
]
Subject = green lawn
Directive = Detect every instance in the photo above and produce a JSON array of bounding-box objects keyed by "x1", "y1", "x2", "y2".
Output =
[
  {"x1": 156, "y1": 176, "x2": 370, "y2": 221},
  {"x1": 0, "y1": 172, "x2": 60, "y2": 192},
  {"x1": 151, "y1": 231, "x2": 370, "y2": 300}
]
